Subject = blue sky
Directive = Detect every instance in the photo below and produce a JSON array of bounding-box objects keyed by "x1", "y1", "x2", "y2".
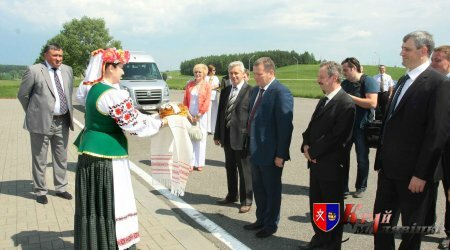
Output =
[{"x1": 0, "y1": 0, "x2": 448, "y2": 72}]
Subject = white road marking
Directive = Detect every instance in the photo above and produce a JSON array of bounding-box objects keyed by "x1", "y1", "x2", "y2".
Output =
[{"x1": 73, "y1": 117, "x2": 250, "y2": 250}]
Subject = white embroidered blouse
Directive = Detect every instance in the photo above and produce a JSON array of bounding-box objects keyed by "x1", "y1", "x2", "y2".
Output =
[{"x1": 96, "y1": 81, "x2": 161, "y2": 137}]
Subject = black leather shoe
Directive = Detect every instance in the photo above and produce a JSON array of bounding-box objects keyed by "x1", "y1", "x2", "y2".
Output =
[
  {"x1": 216, "y1": 197, "x2": 238, "y2": 205},
  {"x1": 298, "y1": 242, "x2": 320, "y2": 250},
  {"x1": 243, "y1": 222, "x2": 264, "y2": 230},
  {"x1": 36, "y1": 195, "x2": 48, "y2": 204},
  {"x1": 255, "y1": 228, "x2": 276, "y2": 238},
  {"x1": 55, "y1": 191, "x2": 73, "y2": 200}
]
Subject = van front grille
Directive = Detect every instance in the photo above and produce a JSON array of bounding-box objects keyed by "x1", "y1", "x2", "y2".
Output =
[{"x1": 135, "y1": 89, "x2": 162, "y2": 105}]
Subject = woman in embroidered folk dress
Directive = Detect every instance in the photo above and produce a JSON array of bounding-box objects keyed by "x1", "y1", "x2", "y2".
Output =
[
  {"x1": 74, "y1": 48, "x2": 167, "y2": 250},
  {"x1": 205, "y1": 64, "x2": 220, "y2": 134},
  {"x1": 183, "y1": 64, "x2": 211, "y2": 171}
]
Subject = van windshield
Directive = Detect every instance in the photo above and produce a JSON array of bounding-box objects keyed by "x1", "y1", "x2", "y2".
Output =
[{"x1": 122, "y1": 62, "x2": 162, "y2": 80}]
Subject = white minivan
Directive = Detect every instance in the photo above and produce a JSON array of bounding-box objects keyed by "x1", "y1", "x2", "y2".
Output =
[{"x1": 120, "y1": 51, "x2": 170, "y2": 112}]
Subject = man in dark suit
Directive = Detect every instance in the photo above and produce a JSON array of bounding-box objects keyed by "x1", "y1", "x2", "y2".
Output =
[
  {"x1": 430, "y1": 45, "x2": 450, "y2": 249},
  {"x1": 373, "y1": 31, "x2": 450, "y2": 249},
  {"x1": 214, "y1": 61, "x2": 253, "y2": 213},
  {"x1": 300, "y1": 61, "x2": 355, "y2": 250},
  {"x1": 17, "y1": 43, "x2": 74, "y2": 204},
  {"x1": 243, "y1": 57, "x2": 293, "y2": 238}
]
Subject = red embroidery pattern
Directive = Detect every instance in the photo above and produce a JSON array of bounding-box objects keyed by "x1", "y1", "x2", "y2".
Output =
[
  {"x1": 108, "y1": 97, "x2": 139, "y2": 127},
  {"x1": 117, "y1": 232, "x2": 140, "y2": 247},
  {"x1": 116, "y1": 212, "x2": 138, "y2": 222},
  {"x1": 129, "y1": 119, "x2": 148, "y2": 135}
]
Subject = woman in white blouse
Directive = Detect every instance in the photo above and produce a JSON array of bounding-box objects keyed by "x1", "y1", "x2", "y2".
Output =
[
  {"x1": 205, "y1": 64, "x2": 220, "y2": 134},
  {"x1": 74, "y1": 48, "x2": 167, "y2": 250}
]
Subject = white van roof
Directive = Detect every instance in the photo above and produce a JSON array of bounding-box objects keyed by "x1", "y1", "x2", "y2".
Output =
[{"x1": 128, "y1": 51, "x2": 155, "y2": 63}]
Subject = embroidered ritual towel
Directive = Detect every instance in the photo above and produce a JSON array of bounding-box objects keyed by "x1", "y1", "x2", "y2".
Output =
[{"x1": 150, "y1": 115, "x2": 193, "y2": 196}]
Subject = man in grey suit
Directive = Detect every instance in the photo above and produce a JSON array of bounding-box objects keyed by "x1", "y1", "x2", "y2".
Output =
[
  {"x1": 214, "y1": 61, "x2": 253, "y2": 213},
  {"x1": 18, "y1": 43, "x2": 74, "y2": 204}
]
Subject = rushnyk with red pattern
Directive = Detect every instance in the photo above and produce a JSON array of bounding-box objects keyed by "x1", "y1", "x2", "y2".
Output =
[
  {"x1": 150, "y1": 115, "x2": 194, "y2": 196},
  {"x1": 117, "y1": 232, "x2": 140, "y2": 248}
]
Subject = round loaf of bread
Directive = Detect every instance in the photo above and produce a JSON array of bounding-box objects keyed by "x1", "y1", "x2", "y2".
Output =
[{"x1": 159, "y1": 102, "x2": 189, "y2": 118}]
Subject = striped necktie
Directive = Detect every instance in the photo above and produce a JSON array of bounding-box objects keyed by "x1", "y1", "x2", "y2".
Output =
[
  {"x1": 52, "y1": 68, "x2": 68, "y2": 114},
  {"x1": 225, "y1": 87, "x2": 238, "y2": 128}
]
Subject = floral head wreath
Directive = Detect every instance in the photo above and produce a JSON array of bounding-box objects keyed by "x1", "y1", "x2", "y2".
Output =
[{"x1": 82, "y1": 48, "x2": 131, "y2": 85}]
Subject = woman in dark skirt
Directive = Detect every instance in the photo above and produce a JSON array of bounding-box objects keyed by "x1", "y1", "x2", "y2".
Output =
[{"x1": 74, "y1": 48, "x2": 167, "y2": 249}]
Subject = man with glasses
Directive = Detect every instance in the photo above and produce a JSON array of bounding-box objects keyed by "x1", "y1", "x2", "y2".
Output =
[
  {"x1": 300, "y1": 61, "x2": 355, "y2": 250},
  {"x1": 340, "y1": 57, "x2": 378, "y2": 199},
  {"x1": 373, "y1": 31, "x2": 450, "y2": 250},
  {"x1": 373, "y1": 65, "x2": 394, "y2": 117}
]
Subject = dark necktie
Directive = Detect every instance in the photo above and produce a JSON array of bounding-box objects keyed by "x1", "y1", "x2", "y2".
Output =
[
  {"x1": 52, "y1": 68, "x2": 68, "y2": 114},
  {"x1": 386, "y1": 74, "x2": 409, "y2": 121},
  {"x1": 225, "y1": 87, "x2": 238, "y2": 128},
  {"x1": 247, "y1": 88, "x2": 265, "y2": 134},
  {"x1": 380, "y1": 75, "x2": 385, "y2": 92},
  {"x1": 381, "y1": 75, "x2": 409, "y2": 144},
  {"x1": 312, "y1": 96, "x2": 328, "y2": 118}
]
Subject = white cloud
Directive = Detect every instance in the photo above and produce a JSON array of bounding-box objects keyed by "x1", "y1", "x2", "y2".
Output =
[{"x1": 1, "y1": 0, "x2": 448, "y2": 69}]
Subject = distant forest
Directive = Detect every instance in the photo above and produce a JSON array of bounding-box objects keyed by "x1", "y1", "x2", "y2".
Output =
[
  {"x1": 0, "y1": 65, "x2": 27, "y2": 80},
  {"x1": 180, "y1": 50, "x2": 319, "y2": 76}
]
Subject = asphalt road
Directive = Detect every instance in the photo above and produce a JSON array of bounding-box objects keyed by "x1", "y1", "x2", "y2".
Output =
[{"x1": 72, "y1": 89, "x2": 446, "y2": 250}]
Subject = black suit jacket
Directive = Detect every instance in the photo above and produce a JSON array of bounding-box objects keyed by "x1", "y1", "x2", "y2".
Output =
[
  {"x1": 214, "y1": 83, "x2": 252, "y2": 150},
  {"x1": 375, "y1": 67, "x2": 450, "y2": 181},
  {"x1": 301, "y1": 88, "x2": 356, "y2": 181}
]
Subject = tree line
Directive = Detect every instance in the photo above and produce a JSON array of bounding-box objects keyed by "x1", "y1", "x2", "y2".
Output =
[
  {"x1": 35, "y1": 16, "x2": 122, "y2": 77},
  {"x1": 0, "y1": 65, "x2": 27, "y2": 80},
  {"x1": 180, "y1": 50, "x2": 319, "y2": 75},
  {"x1": 4, "y1": 17, "x2": 319, "y2": 79}
]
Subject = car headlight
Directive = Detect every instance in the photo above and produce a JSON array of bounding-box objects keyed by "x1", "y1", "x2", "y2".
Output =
[
  {"x1": 164, "y1": 85, "x2": 170, "y2": 97},
  {"x1": 120, "y1": 86, "x2": 134, "y2": 102}
]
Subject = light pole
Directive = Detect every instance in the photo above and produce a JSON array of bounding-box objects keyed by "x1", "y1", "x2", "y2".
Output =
[
  {"x1": 374, "y1": 52, "x2": 380, "y2": 65},
  {"x1": 248, "y1": 55, "x2": 256, "y2": 71},
  {"x1": 293, "y1": 57, "x2": 299, "y2": 80}
]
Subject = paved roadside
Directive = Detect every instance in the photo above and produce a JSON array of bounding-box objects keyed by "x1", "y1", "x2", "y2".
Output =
[{"x1": 0, "y1": 99, "x2": 219, "y2": 250}]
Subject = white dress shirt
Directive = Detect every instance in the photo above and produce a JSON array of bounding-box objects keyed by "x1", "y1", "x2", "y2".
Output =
[
  {"x1": 230, "y1": 80, "x2": 244, "y2": 99},
  {"x1": 324, "y1": 86, "x2": 342, "y2": 106},
  {"x1": 395, "y1": 61, "x2": 430, "y2": 108},
  {"x1": 373, "y1": 73, "x2": 394, "y2": 92},
  {"x1": 45, "y1": 61, "x2": 66, "y2": 115}
]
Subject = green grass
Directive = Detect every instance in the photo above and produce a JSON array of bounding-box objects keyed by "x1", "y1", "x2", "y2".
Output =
[
  {"x1": 0, "y1": 80, "x2": 20, "y2": 98},
  {"x1": 165, "y1": 64, "x2": 407, "y2": 99},
  {"x1": 0, "y1": 79, "x2": 82, "y2": 99},
  {"x1": 1, "y1": 65, "x2": 407, "y2": 99}
]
